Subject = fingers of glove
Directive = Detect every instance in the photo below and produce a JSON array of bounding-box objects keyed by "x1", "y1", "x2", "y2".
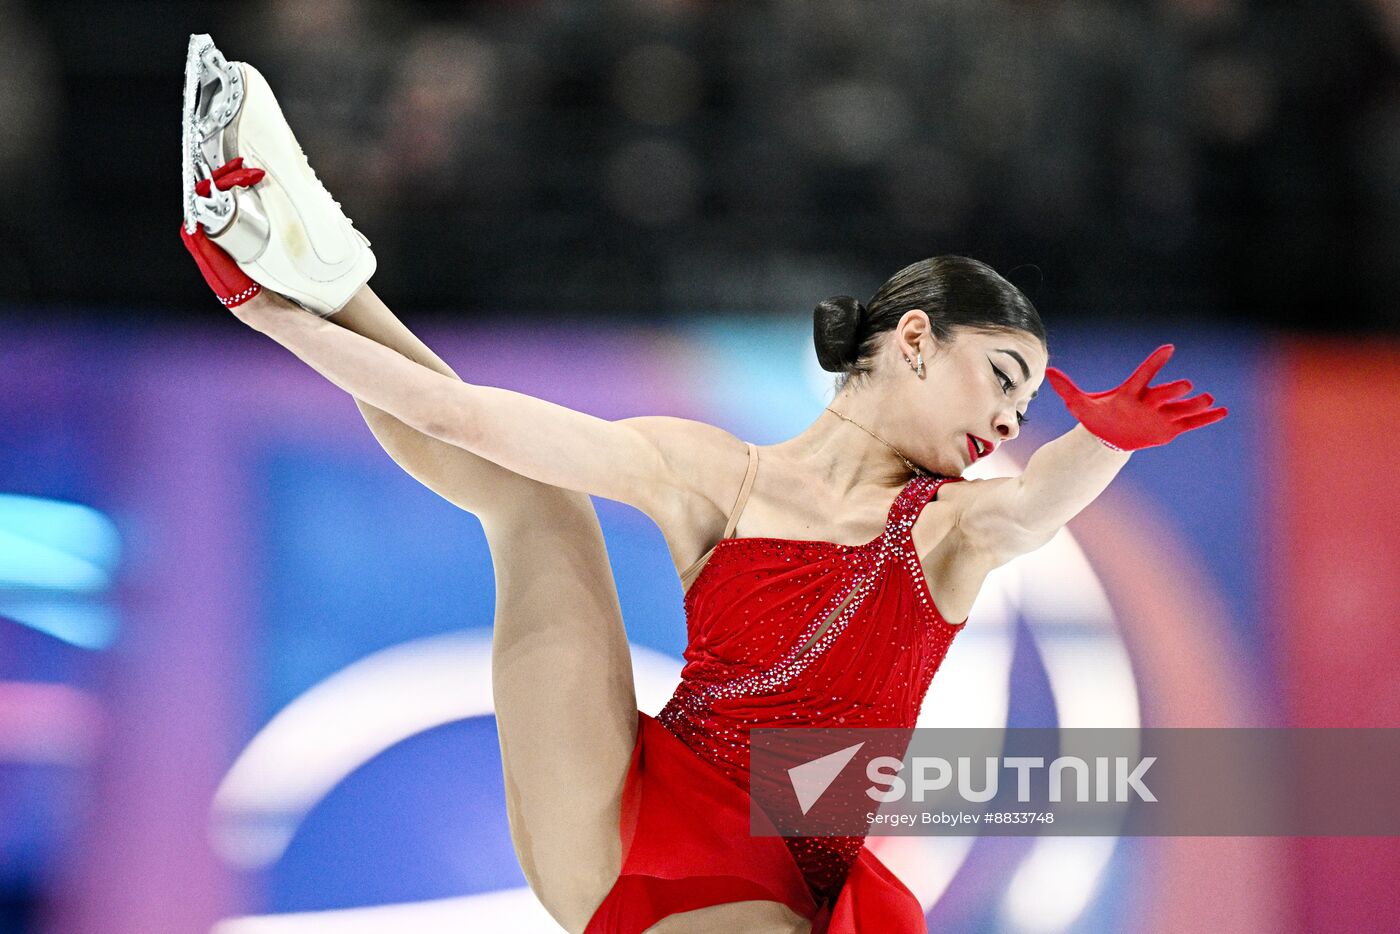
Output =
[
  {"x1": 1173, "y1": 406, "x2": 1229, "y2": 432},
  {"x1": 211, "y1": 157, "x2": 245, "y2": 179},
  {"x1": 1043, "y1": 366, "x2": 1082, "y2": 401},
  {"x1": 215, "y1": 168, "x2": 264, "y2": 191},
  {"x1": 214, "y1": 166, "x2": 265, "y2": 191},
  {"x1": 1122, "y1": 344, "x2": 1175, "y2": 395},
  {"x1": 1159, "y1": 392, "x2": 1215, "y2": 417},
  {"x1": 1144, "y1": 378, "x2": 1193, "y2": 404},
  {"x1": 194, "y1": 163, "x2": 265, "y2": 197}
]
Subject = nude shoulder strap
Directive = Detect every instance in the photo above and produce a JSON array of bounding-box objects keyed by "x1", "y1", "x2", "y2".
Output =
[
  {"x1": 677, "y1": 442, "x2": 759, "y2": 591},
  {"x1": 722, "y1": 442, "x2": 759, "y2": 539}
]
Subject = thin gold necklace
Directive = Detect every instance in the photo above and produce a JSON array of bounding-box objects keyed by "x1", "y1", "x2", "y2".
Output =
[{"x1": 824, "y1": 406, "x2": 930, "y2": 478}]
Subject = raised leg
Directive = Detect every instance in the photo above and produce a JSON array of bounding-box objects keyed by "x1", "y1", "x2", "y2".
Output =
[
  {"x1": 329, "y1": 284, "x2": 637, "y2": 931},
  {"x1": 187, "y1": 30, "x2": 815, "y2": 928},
  {"x1": 325, "y1": 286, "x2": 818, "y2": 933}
]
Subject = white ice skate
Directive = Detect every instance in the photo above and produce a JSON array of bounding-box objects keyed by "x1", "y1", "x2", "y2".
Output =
[{"x1": 182, "y1": 33, "x2": 375, "y2": 317}]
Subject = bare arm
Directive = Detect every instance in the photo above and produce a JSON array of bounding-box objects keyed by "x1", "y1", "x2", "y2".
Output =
[
  {"x1": 943, "y1": 425, "x2": 1131, "y2": 566},
  {"x1": 1016, "y1": 425, "x2": 1132, "y2": 528},
  {"x1": 328, "y1": 285, "x2": 528, "y2": 518},
  {"x1": 233, "y1": 291, "x2": 730, "y2": 515},
  {"x1": 941, "y1": 344, "x2": 1226, "y2": 568}
]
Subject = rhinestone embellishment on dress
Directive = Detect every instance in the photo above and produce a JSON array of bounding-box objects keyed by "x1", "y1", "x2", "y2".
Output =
[{"x1": 655, "y1": 475, "x2": 967, "y2": 900}]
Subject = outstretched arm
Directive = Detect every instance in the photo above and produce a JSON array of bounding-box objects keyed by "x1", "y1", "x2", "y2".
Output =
[
  {"x1": 181, "y1": 220, "x2": 744, "y2": 559},
  {"x1": 329, "y1": 285, "x2": 539, "y2": 518},
  {"x1": 948, "y1": 345, "x2": 1228, "y2": 565},
  {"x1": 232, "y1": 290, "x2": 685, "y2": 510}
]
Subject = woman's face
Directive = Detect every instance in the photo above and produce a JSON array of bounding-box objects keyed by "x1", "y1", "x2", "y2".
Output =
[{"x1": 884, "y1": 318, "x2": 1048, "y2": 477}]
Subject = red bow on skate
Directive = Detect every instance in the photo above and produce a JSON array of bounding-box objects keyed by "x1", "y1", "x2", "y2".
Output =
[
  {"x1": 179, "y1": 158, "x2": 265, "y2": 309},
  {"x1": 1044, "y1": 344, "x2": 1228, "y2": 451}
]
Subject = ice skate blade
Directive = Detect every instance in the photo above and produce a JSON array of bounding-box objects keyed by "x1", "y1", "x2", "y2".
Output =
[
  {"x1": 188, "y1": 35, "x2": 244, "y2": 151},
  {"x1": 183, "y1": 33, "x2": 245, "y2": 233}
]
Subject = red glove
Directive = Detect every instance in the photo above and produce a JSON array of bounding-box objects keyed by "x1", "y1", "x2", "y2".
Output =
[
  {"x1": 1044, "y1": 344, "x2": 1228, "y2": 451},
  {"x1": 180, "y1": 158, "x2": 266, "y2": 309}
]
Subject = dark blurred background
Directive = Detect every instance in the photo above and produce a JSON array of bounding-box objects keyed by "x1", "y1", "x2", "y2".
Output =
[
  {"x1": 5, "y1": 5, "x2": 1400, "y2": 934},
  {"x1": 1, "y1": 0, "x2": 1396, "y2": 327}
]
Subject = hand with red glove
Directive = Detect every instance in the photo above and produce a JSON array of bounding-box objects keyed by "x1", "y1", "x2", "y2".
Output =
[
  {"x1": 1044, "y1": 344, "x2": 1228, "y2": 452},
  {"x1": 179, "y1": 158, "x2": 266, "y2": 309}
]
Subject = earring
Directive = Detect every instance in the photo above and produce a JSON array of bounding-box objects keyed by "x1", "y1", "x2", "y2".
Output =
[{"x1": 915, "y1": 353, "x2": 925, "y2": 378}]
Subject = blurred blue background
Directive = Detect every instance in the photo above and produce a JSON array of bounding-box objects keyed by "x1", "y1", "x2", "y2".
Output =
[{"x1": 2, "y1": 0, "x2": 1398, "y2": 931}]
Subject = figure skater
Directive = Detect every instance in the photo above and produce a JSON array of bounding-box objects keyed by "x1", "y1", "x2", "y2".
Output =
[{"x1": 179, "y1": 36, "x2": 1226, "y2": 934}]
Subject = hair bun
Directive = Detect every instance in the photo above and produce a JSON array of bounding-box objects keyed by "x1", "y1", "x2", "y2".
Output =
[{"x1": 812, "y1": 295, "x2": 867, "y2": 372}]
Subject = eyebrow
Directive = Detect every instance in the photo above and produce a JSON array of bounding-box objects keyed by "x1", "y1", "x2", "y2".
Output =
[{"x1": 995, "y1": 349, "x2": 1038, "y2": 399}]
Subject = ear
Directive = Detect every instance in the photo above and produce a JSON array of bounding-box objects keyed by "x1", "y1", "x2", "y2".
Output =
[{"x1": 894, "y1": 309, "x2": 932, "y2": 359}]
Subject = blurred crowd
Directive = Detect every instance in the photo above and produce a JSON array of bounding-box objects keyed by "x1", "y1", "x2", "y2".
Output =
[{"x1": 2, "y1": 0, "x2": 1397, "y2": 329}]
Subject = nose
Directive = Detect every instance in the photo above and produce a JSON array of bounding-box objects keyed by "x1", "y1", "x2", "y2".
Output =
[{"x1": 994, "y1": 407, "x2": 1019, "y2": 442}]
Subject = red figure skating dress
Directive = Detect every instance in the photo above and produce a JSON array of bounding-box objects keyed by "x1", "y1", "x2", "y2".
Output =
[{"x1": 586, "y1": 443, "x2": 967, "y2": 934}]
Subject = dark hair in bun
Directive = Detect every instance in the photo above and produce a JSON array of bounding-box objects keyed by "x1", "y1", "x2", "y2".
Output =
[
  {"x1": 812, "y1": 256, "x2": 1047, "y2": 383},
  {"x1": 812, "y1": 295, "x2": 868, "y2": 372}
]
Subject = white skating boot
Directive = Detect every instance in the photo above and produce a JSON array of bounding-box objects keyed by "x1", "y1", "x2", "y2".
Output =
[{"x1": 182, "y1": 33, "x2": 375, "y2": 317}]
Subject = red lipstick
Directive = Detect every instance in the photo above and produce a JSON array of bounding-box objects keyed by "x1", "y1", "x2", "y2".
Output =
[{"x1": 965, "y1": 434, "x2": 995, "y2": 462}]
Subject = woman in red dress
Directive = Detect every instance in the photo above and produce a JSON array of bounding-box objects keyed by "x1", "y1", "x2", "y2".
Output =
[{"x1": 181, "y1": 40, "x2": 1227, "y2": 933}]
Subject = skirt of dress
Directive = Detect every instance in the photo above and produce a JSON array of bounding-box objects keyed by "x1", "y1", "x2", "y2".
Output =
[{"x1": 584, "y1": 711, "x2": 928, "y2": 934}]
